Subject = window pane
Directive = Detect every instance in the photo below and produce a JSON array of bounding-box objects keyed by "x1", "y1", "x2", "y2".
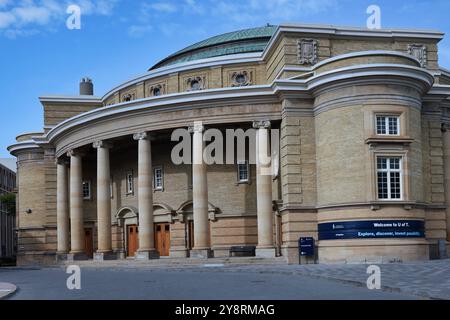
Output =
[
  {"x1": 388, "y1": 117, "x2": 399, "y2": 135},
  {"x1": 377, "y1": 158, "x2": 387, "y2": 170},
  {"x1": 238, "y1": 162, "x2": 248, "y2": 181},
  {"x1": 377, "y1": 172, "x2": 388, "y2": 199},
  {"x1": 390, "y1": 172, "x2": 401, "y2": 199},
  {"x1": 154, "y1": 168, "x2": 163, "y2": 188},
  {"x1": 390, "y1": 158, "x2": 400, "y2": 170},
  {"x1": 82, "y1": 181, "x2": 90, "y2": 198},
  {"x1": 127, "y1": 174, "x2": 133, "y2": 193},
  {"x1": 376, "y1": 116, "x2": 386, "y2": 134}
]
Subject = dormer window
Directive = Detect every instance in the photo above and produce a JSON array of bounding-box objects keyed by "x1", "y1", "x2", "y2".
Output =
[
  {"x1": 190, "y1": 80, "x2": 201, "y2": 91},
  {"x1": 122, "y1": 93, "x2": 134, "y2": 102},
  {"x1": 185, "y1": 76, "x2": 205, "y2": 91},
  {"x1": 153, "y1": 87, "x2": 161, "y2": 96},
  {"x1": 376, "y1": 115, "x2": 400, "y2": 136}
]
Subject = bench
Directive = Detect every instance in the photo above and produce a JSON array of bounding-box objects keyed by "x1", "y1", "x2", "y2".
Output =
[{"x1": 229, "y1": 246, "x2": 256, "y2": 257}]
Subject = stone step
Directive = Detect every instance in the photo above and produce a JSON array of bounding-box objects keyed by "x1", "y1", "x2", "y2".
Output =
[{"x1": 59, "y1": 256, "x2": 287, "y2": 268}]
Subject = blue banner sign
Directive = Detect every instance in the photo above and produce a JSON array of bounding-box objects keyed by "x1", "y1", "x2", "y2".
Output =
[{"x1": 318, "y1": 220, "x2": 425, "y2": 240}]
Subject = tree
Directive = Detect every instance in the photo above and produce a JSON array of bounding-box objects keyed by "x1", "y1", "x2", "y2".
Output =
[{"x1": 0, "y1": 193, "x2": 16, "y2": 216}]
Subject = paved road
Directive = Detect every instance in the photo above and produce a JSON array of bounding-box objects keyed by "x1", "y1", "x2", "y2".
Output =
[{"x1": 0, "y1": 266, "x2": 419, "y2": 300}]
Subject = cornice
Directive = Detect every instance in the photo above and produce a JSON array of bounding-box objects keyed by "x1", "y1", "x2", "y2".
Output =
[
  {"x1": 7, "y1": 140, "x2": 42, "y2": 156},
  {"x1": 8, "y1": 55, "x2": 448, "y2": 158},
  {"x1": 101, "y1": 52, "x2": 263, "y2": 102},
  {"x1": 39, "y1": 95, "x2": 103, "y2": 104},
  {"x1": 262, "y1": 24, "x2": 444, "y2": 61}
]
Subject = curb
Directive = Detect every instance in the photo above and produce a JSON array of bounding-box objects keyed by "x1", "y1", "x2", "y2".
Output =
[{"x1": 0, "y1": 283, "x2": 17, "y2": 300}]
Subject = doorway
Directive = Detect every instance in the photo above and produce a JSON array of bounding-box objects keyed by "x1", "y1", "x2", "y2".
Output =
[
  {"x1": 84, "y1": 228, "x2": 94, "y2": 258},
  {"x1": 155, "y1": 223, "x2": 170, "y2": 256},
  {"x1": 127, "y1": 225, "x2": 139, "y2": 257},
  {"x1": 187, "y1": 220, "x2": 194, "y2": 250}
]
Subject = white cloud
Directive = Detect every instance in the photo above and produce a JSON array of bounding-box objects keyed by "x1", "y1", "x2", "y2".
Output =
[
  {"x1": 0, "y1": 0, "x2": 120, "y2": 36},
  {"x1": 183, "y1": 0, "x2": 205, "y2": 15},
  {"x1": 13, "y1": 5, "x2": 52, "y2": 25},
  {"x1": 0, "y1": 11, "x2": 15, "y2": 28},
  {"x1": 128, "y1": 24, "x2": 152, "y2": 38},
  {"x1": 0, "y1": 0, "x2": 11, "y2": 8},
  {"x1": 149, "y1": 2, "x2": 177, "y2": 13},
  {"x1": 213, "y1": 0, "x2": 338, "y2": 22}
]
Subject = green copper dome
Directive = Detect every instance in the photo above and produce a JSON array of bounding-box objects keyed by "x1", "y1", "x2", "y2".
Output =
[{"x1": 150, "y1": 25, "x2": 278, "y2": 70}]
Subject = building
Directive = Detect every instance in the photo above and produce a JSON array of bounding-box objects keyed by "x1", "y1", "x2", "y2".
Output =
[
  {"x1": 7, "y1": 23, "x2": 450, "y2": 265},
  {"x1": 0, "y1": 159, "x2": 16, "y2": 264}
]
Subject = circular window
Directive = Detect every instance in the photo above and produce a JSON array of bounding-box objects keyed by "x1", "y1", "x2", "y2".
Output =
[
  {"x1": 153, "y1": 87, "x2": 161, "y2": 96},
  {"x1": 190, "y1": 80, "x2": 201, "y2": 90},
  {"x1": 235, "y1": 74, "x2": 247, "y2": 85}
]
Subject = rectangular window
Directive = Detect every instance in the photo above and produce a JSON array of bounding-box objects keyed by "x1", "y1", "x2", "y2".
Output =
[
  {"x1": 238, "y1": 160, "x2": 249, "y2": 183},
  {"x1": 154, "y1": 167, "x2": 163, "y2": 190},
  {"x1": 110, "y1": 177, "x2": 114, "y2": 199},
  {"x1": 376, "y1": 115, "x2": 400, "y2": 136},
  {"x1": 377, "y1": 157, "x2": 402, "y2": 200},
  {"x1": 82, "y1": 181, "x2": 91, "y2": 200},
  {"x1": 126, "y1": 172, "x2": 134, "y2": 195}
]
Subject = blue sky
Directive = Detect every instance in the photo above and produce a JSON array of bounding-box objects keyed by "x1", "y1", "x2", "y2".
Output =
[{"x1": 1, "y1": 0, "x2": 450, "y2": 157}]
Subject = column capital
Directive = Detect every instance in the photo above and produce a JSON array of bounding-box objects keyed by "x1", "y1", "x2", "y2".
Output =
[
  {"x1": 253, "y1": 120, "x2": 271, "y2": 129},
  {"x1": 93, "y1": 140, "x2": 113, "y2": 149},
  {"x1": 55, "y1": 157, "x2": 69, "y2": 166},
  {"x1": 66, "y1": 149, "x2": 84, "y2": 158},
  {"x1": 188, "y1": 122, "x2": 205, "y2": 133},
  {"x1": 133, "y1": 132, "x2": 150, "y2": 141}
]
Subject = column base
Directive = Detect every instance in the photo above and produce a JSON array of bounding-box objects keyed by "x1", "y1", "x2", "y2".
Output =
[
  {"x1": 135, "y1": 250, "x2": 160, "y2": 260},
  {"x1": 170, "y1": 248, "x2": 189, "y2": 258},
  {"x1": 94, "y1": 251, "x2": 118, "y2": 261},
  {"x1": 190, "y1": 248, "x2": 214, "y2": 259},
  {"x1": 56, "y1": 252, "x2": 69, "y2": 262},
  {"x1": 255, "y1": 247, "x2": 276, "y2": 258},
  {"x1": 67, "y1": 252, "x2": 89, "y2": 261}
]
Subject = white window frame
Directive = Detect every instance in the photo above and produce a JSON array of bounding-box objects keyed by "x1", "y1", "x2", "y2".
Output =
[
  {"x1": 110, "y1": 177, "x2": 114, "y2": 199},
  {"x1": 82, "y1": 180, "x2": 91, "y2": 200},
  {"x1": 153, "y1": 166, "x2": 164, "y2": 191},
  {"x1": 237, "y1": 160, "x2": 250, "y2": 183},
  {"x1": 376, "y1": 115, "x2": 400, "y2": 136},
  {"x1": 126, "y1": 171, "x2": 134, "y2": 195},
  {"x1": 376, "y1": 157, "x2": 403, "y2": 200}
]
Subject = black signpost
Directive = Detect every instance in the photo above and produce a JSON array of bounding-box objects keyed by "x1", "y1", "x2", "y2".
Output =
[{"x1": 299, "y1": 237, "x2": 315, "y2": 264}]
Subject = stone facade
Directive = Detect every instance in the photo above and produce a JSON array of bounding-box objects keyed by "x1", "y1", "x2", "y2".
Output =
[
  {"x1": 0, "y1": 160, "x2": 16, "y2": 263},
  {"x1": 8, "y1": 24, "x2": 450, "y2": 265}
]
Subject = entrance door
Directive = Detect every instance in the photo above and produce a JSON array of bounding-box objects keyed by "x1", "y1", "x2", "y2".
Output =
[
  {"x1": 187, "y1": 221, "x2": 194, "y2": 250},
  {"x1": 155, "y1": 223, "x2": 170, "y2": 256},
  {"x1": 84, "y1": 228, "x2": 94, "y2": 258},
  {"x1": 127, "y1": 225, "x2": 139, "y2": 257}
]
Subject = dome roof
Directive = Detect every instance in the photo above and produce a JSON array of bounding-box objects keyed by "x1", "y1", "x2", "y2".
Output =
[{"x1": 150, "y1": 25, "x2": 277, "y2": 70}]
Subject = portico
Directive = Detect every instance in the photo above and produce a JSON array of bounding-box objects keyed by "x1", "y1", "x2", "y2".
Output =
[{"x1": 55, "y1": 122, "x2": 277, "y2": 260}]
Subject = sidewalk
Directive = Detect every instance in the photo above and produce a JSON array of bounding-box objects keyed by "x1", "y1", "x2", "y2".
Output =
[
  {"x1": 3, "y1": 258, "x2": 450, "y2": 300},
  {"x1": 161, "y1": 259, "x2": 450, "y2": 300},
  {"x1": 65, "y1": 258, "x2": 449, "y2": 300},
  {"x1": 0, "y1": 283, "x2": 17, "y2": 299}
]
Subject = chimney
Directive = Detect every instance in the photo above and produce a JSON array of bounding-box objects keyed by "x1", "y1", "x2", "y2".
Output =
[{"x1": 80, "y1": 77, "x2": 94, "y2": 95}]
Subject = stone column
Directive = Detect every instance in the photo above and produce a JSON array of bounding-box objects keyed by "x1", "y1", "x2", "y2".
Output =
[
  {"x1": 133, "y1": 132, "x2": 159, "y2": 259},
  {"x1": 93, "y1": 141, "x2": 116, "y2": 260},
  {"x1": 56, "y1": 158, "x2": 70, "y2": 254},
  {"x1": 189, "y1": 123, "x2": 213, "y2": 258},
  {"x1": 253, "y1": 120, "x2": 276, "y2": 257},
  {"x1": 443, "y1": 126, "x2": 450, "y2": 244},
  {"x1": 67, "y1": 150, "x2": 87, "y2": 260}
]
